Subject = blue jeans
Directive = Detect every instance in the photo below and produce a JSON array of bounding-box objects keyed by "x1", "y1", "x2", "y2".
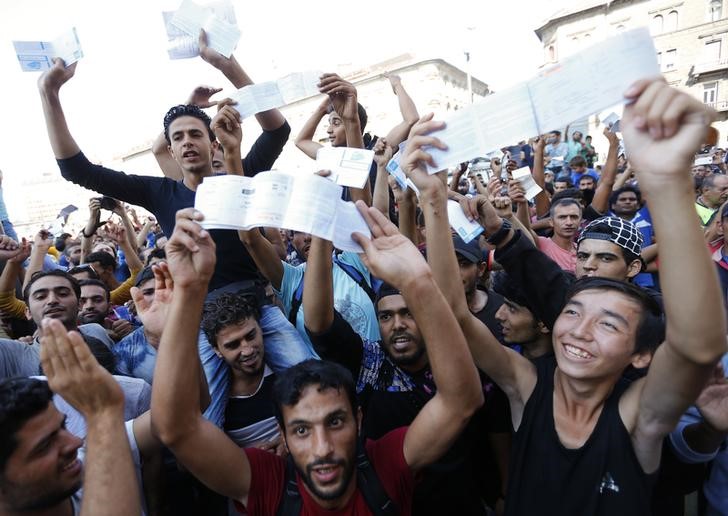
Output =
[
  {"x1": 199, "y1": 285, "x2": 318, "y2": 426},
  {"x1": 2, "y1": 220, "x2": 17, "y2": 242}
]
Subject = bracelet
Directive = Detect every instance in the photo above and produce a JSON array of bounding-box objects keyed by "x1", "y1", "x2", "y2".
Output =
[
  {"x1": 81, "y1": 227, "x2": 94, "y2": 238},
  {"x1": 486, "y1": 219, "x2": 512, "y2": 246}
]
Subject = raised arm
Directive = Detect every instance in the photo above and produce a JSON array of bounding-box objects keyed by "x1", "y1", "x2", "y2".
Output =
[
  {"x1": 294, "y1": 97, "x2": 329, "y2": 160},
  {"x1": 530, "y1": 137, "x2": 552, "y2": 218},
  {"x1": 199, "y1": 30, "x2": 286, "y2": 131},
  {"x1": 211, "y1": 98, "x2": 243, "y2": 174},
  {"x1": 150, "y1": 208, "x2": 252, "y2": 503},
  {"x1": 372, "y1": 138, "x2": 394, "y2": 217},
  {"x1": 589, "y1": 128, "x2": 620, "y2": 214},
  {"x1": 37, "y1": 59, "x2": 81, "y2": 159},
  {"x1": 302, "y1": 236, "x2": 335, "y2": 333},
  {"x1": 382, "y1": 74, "x2": 419, "y2": 148},
  {"x1": 238, "y1": 228, "x2": 284, "y2": 289},
  {"x1": 40, "y1": 319, "x2": 140, "y2": 516},
  {"x1": 352, "y1": 201, "x2": 483, "y2": 472},
  {"x1": 399, "y1": 115, "x2": 536, "y2": 423},
  {"x1": 23, "y1": 230, "x2": 53, "y2": 292},
  {"x1": 619, "y1": 79, "x2": 726, "y2": 471}
]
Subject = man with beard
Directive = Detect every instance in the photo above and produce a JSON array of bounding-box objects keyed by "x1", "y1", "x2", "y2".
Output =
[
  {"x1": 0, "y1": 321, "x2": 139, "y2": 516},
  {"x1": 535, "y1": 198, "x2": 581, "y2": 273},
  {"x1": 151, "y1": 207, "x2": 482, "y2": 515},
  {"x1": 78, "y1": 279, "x2": 133, "y2": 342}
]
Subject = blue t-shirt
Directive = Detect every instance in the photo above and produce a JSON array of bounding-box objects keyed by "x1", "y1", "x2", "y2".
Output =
[
  {"x1": 275, "y1": 252, "x2": 380, "y2": 348},
  {"x1": 113, "y1": 326, "x2": 157, "y2": 385}
]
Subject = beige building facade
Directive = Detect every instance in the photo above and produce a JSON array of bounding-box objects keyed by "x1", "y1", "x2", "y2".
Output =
[{"x1": 535, "y1": 0, "x2": 728, "y2": 150}]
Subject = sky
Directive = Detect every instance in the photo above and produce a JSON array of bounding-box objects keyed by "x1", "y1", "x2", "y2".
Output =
[{"x1": 0, "y1": 0, "x2": 563, "y2": 199}]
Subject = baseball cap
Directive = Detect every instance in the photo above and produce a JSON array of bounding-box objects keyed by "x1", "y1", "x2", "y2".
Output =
[
  {"x1": 577, "y1": 217, "x2": 644, "y2": 257},
  {"x1": 453, "y1": 235, "x2": 483, "y2": 264}
]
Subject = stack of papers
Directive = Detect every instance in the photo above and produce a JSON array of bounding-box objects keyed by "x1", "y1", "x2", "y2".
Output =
[
  {"x1": 167, "y1": 0, "x2": 241, "y2": 58},
  {"x1": 316, "y1": 147, "x2": 374, "y2": 189},
  {"x1": 512, "y1": 167, "x2": 543, "y2": 200},
  {"x1": 13, "y1": 28, "x2": 83, "y2": 72}
]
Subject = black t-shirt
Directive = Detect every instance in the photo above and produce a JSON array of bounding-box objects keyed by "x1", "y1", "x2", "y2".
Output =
[
  {"x1": 224, "y1": 372, "x2": 279, "y2": 448},
  {"x1": 473, "y1": 287, "x2": 506, "y2": 345},
  {"x1": 505, "y1": 355, "x2": 656, "y2": 516},
  {"x1": 57, "y1": 123, "x2": 291, "y2": 291}
]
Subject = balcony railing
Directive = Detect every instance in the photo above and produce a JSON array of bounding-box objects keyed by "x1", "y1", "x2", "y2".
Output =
[
  {"x1": 705, "y1": 100, "x2": 728, "y2": 112},
  {"x1": 694, "y1": 58, "x2": 728, "y2": 75}
]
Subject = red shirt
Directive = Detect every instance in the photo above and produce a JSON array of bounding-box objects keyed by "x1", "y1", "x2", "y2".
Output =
[{"x1": 236, "y1": 427, "x2": 414, "y2": 515}]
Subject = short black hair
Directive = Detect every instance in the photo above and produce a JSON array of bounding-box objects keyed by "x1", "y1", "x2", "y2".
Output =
[
  {"x1": 569, "y1": 155, "x2": 587, "y2": 168},
  {"x1": 145, "y1": 248, "x2": 166, "y2": 266},
  {"x1": 23, "y1": 270, "x2": 80, "y2": 303},
  {"x1": 610, "y1": 185, "x2": 642, "y2": 208},
  {"x1": 326, "y1": 102, "x2": 368, "y2": 134},
  {"x1": 272, "y1": 359, "x2": 357, "y2": 427},
  {"x1": 554, "y1": 176, "x2": 573, "y2": 187},
  {"x1": 68, "y1": 264, "x2": 100, "y2": 280},
  {"x1": 134, "y1": 266, "x2": 155, "y2": 289},
  {"x1": 78, "y1": 279, "x2": 110, "y2": 303},
  {"x1": 163, "y1": 104, "x2": 216, "y2": 144},
  {"x1": 0, "y1": 378, "x2": 53, "y2": 473},
  {"x1": 201, "y1": 292, "x2": 261, "y2": 347},
  {"x1": 550, "y1": 130, "x2": 562, "y2": 137},
  {"x1": 550, "y1": 197, "x2": 582, "y2": 218},
  {"x1": 551, "y1": 188, "x2": 584, "y2": 205},
  {"x1": 85, "y1": 251, "x2": 117, "y2": 272},
  {"x1": 565, "y1": 277, "x2": 664, "y2": 354},
  {"x1": 54, "y1": 234, "x2": 72, "y2": 252},
  {"x1": 63, "y1": 240, "x2": 81, "y2": 257}
]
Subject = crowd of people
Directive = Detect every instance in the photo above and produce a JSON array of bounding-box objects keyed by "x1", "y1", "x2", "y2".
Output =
[{"x1": 1, "y1": 30, "x2": 728, "y2": 516}]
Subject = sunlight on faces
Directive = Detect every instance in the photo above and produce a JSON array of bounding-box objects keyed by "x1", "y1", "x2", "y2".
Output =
[
  {"x1": 1, "y1": 405, "x2": 83, "y2": 512},
  {"x1": 26, "y1": 276, "x2": 78, "y2": 330},
  {"x1": 281, "y1": 386, "x2": 359, "y2": 505},
  {"x1": 551, "y1": 204, "x2": 581, "y2": 239},
  {"x1": 327, "y1": 113, "x2": 347, "y2": 147},
  {"x1": 213, "y1": 318, "x2": 265, "y2": 377},
  {"x1": 552, "y1": 289, "x2": 651, "y2": 381},
  {"x1": 376, "y1": 294, "x2": 426, "y2": 369},
  {"x1": 167, "y1": 116, "x2": 215, "y2": 175},
  {"x1": 495, "y1": 301, "x2": 541, "y2": 345},
  {"x1": 78, "y1": 284, "x2": 109, "y2": 325}
]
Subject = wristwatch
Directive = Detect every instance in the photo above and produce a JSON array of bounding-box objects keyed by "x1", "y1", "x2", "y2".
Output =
[{"x1": 486, "y1": 219, "x2": 512, "y2": 246}]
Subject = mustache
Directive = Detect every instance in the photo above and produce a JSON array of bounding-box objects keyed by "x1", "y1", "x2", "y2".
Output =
[
  {"x1": 306, "y1": 458, "x2": 346, "y2": 473},
  {"x1": 390, "y1": 331, "x2": 416, "y2": 341}
]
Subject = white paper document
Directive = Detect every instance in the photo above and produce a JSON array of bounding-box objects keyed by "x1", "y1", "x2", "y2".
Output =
[
  {"x1": 447, "y1": 200, "x2": 484, "y2": 244},
  {"x1": 13, "y1": 28, "x2": 83, "y2": 72},
  {"x1": 316, "y1": 147, "x2": 374, "y2": 188},
  {"x1": 386, "y1": 141, "x2": 410, "y2": 190},
  {"x1": 694, "y1": 156, "x2": 713, "y2": 166},
  {"x1": 169, "y1": 0, "x2": 241, "y2": 58},
  {"x1": 425, "y1": 28, "x2": 658, "y2": 173},
  {"x1": 194, "y1": 172, "x2": 371, "y2": 252},
  {"x1": 229, "y1": 71, "x2": 323, "y2": 119},
  {"x1": 512, "y1": 167, "x2": 543, "y2": 201}
]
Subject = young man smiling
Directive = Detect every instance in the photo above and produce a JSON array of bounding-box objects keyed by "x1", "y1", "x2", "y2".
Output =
[{"x1": 401, "y1": 77, "x2": 726, "y2": 514}]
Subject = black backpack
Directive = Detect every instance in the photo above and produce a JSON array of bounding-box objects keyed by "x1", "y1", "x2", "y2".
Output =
[{"x1": 275, "y1": 440, "x2": 398, "y2": 516}]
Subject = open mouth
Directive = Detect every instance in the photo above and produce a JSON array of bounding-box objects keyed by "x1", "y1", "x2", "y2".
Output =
[
  {"x1": 182, "y1": 150, "x2": 199, "y2": 159},
  {"x1": 391, "y1": 335, "x2": 412, "y2": 351},
  {"x1": 563, "y1": 343, "x2": 595, "y2": 360},
  {"x1": 44, "y1": 308, "x2": 65, "y2": 317},
  {"x1": 238, "y1": 353, "x2": 258, "y2": 367},
  {"x1": 311, "y1": 464, "x2": 340, "y2": 484}
]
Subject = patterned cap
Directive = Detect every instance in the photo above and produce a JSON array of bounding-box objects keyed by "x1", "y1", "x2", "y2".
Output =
[{"x1": 577, "y1": 217, "x2": 644, "y2": 257}]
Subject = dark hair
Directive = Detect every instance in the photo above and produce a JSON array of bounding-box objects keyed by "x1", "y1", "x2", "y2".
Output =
[
  {"x1": 23, "y1": 270, "x2": 80, "y2": 303},
  {"x1": 565, "y1": 277, "x2": 664, "y2": 354},
  {"x1": 78, "y1": 279, "x2": 110, "y2": 303},
  {"x1": 374, "y1": 282, "x2": 401, "y2": 311},
  {"x1": 579, "y1": 175, "x2": 596, "y2": 184},
  {"x1": 145, "y1": 248, "x2": 166, "y2": 266},
  {"x1": 201, "y1": 292, "x2": 261, "y2": 347},
  {"x1": 63, "y1": 240, "x2": 81, "y2": 257},
  {"x1": 491, "y1": 272, "x2": 537, "y2": 315},
  {"x1": 68, "y1": 264, "x2": 100, "y2": 280},
  {"x1": 326, "y1": 102, "x2": 368, "y2": 134},
  {"x1": 610, "y1": 185, "x2": 642, "y2": 208},
  {"x1": 163, "y1": 104, "x2": 215, "y2": 144},
  {"x1": 550, "y1": 197, "x2": 582, "y2": 218},
  {"x1": 0, "y1": 378, "x2": 53, "y2": 473},
  {"x1": 272, "y1": 359, "x2": 357, "y2": 427},
  {"x1": 551, "y1": 188, "x2": 584, "y2": 205},
  {"x1": 569, "y1": 156, "x2": 587, "y2": 168},
  {"x1": 550, "y1": 130, "x2": 562, "y2": 137},
  {"x1": 85, "y1": 251, "x2": 117, "y2": 272},
  {"x1": 54, "y1": 234, "x2": 72, "y2": 252},
  {"x1": 554, "y1": 176, "x2": 573, "y2": 187},
  {"x1": 134, "y1": 266, "x2": 155, "y2": 288}
]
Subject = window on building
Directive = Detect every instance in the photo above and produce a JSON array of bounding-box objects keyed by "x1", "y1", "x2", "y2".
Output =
[
  {"x1": 662, "y1": 49, "x2": 677, "y2": 71},
  {"x1": 704, "y1": 40, "x2": 722, "y2": 62},
  {"x1": 666, "y1": 10, "x2": 678, "y2": 31},
  {"x1": 709, "y1": 0, "x2": 723, "y2": 22},
  {"x1": 704, "y1": 82, "x2": 718, "y2": 104},
  {"x1": 651, "y1": 14, "x2": 664, "y2": 35}
]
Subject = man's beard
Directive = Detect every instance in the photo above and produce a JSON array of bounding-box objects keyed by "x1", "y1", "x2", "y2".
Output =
[
  {"x1": 79, "y1": 312, "x2": 105, "y2": 325},
  {"x1": 0, "y1": 478, "x2": 81, "y2": 512},
  {"x1": 295, "y1": 456, "x2": 354, "y2": 501}
]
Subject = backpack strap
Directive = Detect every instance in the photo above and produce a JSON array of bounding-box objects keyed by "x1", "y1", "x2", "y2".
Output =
[
  {"x1": 276, "y1": 455, "x2": 303, "y2": 516},
  {"x1": 332, "y1": 253, "x2": 380, "y2": 303},
  {"x1": 275, "y1": 440, "x2": 399, "y2": 516},
  {"x1": 288, "y1": 276, "x2": 305, "y2": 326}
]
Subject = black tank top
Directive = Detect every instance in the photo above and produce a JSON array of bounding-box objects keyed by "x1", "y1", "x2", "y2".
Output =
[{"x1": 505, "y1": 355, "x2": 657, "y2": 516}]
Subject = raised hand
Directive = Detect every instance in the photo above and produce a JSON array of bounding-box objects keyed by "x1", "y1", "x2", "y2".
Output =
[
  {"x1": 8, "y1": 237, "x2": 31, "y2": 263},
  {"x1": 198, "y1": 29, "x2": 234, "y2": 70},
  {"x1": 210, "y1": 98, "x2": 242, "y2": 154},
  {"x1": 37, "y1": 58, "x2": 77, "y2": 94},
  {"x1": 40, "y1": 319, "x2": 124, "y2": 417},
  {"x1": 695, "y1": 363, "x2": 728, "y2": 434},
  {"x1": 507, "y1": 180, "x2": 527, "y2": 205},
  {"x1": 130, "y1": 263, "x2": 174, "y2": 340},
  {"x1": 165, "y1": 208, "x2": 216, "y2": 290},
  {"x1": 187, "y1": 85, "x2": 223, "y2": 108},
  {"x1": 102, "y1": 221, "x2": 126, "y2": 247},
  {"x1": 493, "y1": 195, "x2": 514, "y2": 219},
  {"x1": 603, "y1": 126, "x2": 620, "y2": 146},
  {"x1": 622, "y1": 78, "x2": 716, "y2": 182},
  {"x1": 0, "y1": 236, "x2": 20, "y2": 261},
  {"x1": 373, "y1": 137, "x2": 394, "y2": 168},
  {"x1": 352, "y1": 200, "x2": 430, "y2": 288},
  {"x1": 318, "y1": 73, "x2": 359, "y2": 122},
  {"x1": 399, "y1": 113, "x2": 448, "y2": 193},
  {"x1": 33, "y1": 229, "x2": 53, "y2": 252},
  {"x1": 385, "y1": 73, "x2": 402, "y2": 94}
]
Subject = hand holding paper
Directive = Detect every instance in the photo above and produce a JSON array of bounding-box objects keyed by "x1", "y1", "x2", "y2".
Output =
[{"x1": 14, "y1": 28, "x2": 83, "y2": 72}]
